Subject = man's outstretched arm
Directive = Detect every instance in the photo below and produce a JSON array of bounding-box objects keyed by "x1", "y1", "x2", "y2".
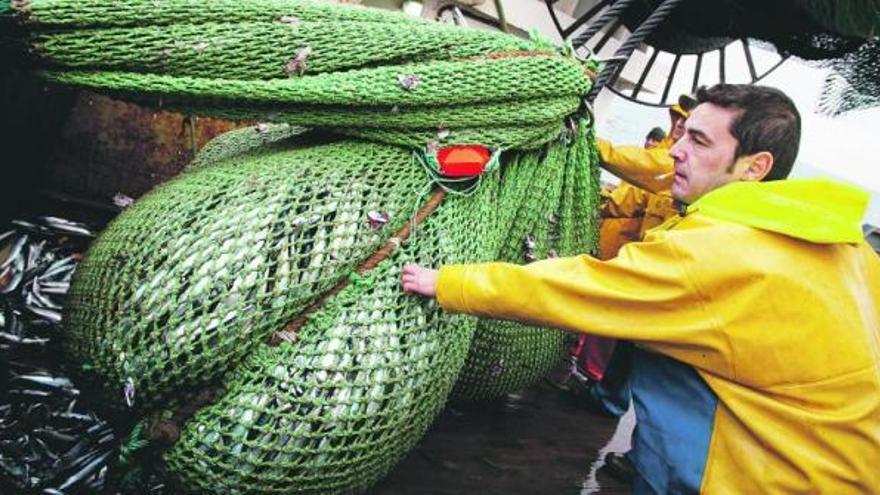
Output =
[{"x1": 400, "y1": 238, "x2": 729, "y2": 375}]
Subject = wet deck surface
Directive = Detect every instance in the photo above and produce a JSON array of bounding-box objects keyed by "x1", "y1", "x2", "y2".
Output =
[{"x1": 370, "y1": 375, "x2": 633, "y2": 495}]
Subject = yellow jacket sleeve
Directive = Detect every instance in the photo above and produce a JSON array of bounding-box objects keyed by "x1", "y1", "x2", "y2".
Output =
[
  {"x1": 601, "y1": 181, "x2": 647, "y2": 218},
  {"x1": 597, "y1": 138, "x2": 674, "y2": 194},
  {"x1": 437, "y1": 227, "x2": 732, "y2": 377}
]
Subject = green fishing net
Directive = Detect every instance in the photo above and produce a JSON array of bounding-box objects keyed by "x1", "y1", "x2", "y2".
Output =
[
  {"x1": 451, "y1": 127, "x2": 600, "y2": 401},
  {"x1": 3, "y1": 0, "x2": 589, "y2": 149},
  {"x1": 67, "y1": 137, "x2": 436, "y2": 409},
  {"x1": 154, "y1": 131, "x2": 501, "y2": 495},
  {"x1": 65, "y1": 124, "x2": 597, "y2": 494},
  {"x1": 4, "y1": 1, "x2": 601, "y2": 492}
]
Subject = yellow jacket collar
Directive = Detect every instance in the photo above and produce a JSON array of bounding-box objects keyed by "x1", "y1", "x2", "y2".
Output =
[{"x1": 687, "y1": 178, "x2": 869, "y2": 244}]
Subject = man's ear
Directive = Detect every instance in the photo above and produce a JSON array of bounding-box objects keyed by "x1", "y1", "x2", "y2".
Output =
[{"x1": 741, "y1": 151, "x2": 774, "y2": 181}]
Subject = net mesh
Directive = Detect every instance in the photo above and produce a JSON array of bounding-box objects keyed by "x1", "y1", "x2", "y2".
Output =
[
  {"x1": 163, "y1": 162, "x2": 500, "y2": 495},
  {"x1": 66, "y1": 138, "x2": 434, "y2": 409},
  {"x1": 9, "y1": 0, "x2": 424, "y2": 28},
  {"x1": 35, "y1": 54, "x2": 587, "y2": 149},
  {"x1": 5, "y1": 1, "x2": 602, "y2": 492},
  {"x1": 31, "y1": 19, "x2": 530, "y2": 79}
]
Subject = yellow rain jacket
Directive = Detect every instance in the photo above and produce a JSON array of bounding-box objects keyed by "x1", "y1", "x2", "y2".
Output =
[
  {"x1": 437, "y1": 178, "x2": 880, "y2": 493},
  {"x1": 598, "y1": 183, "x2": 644, "y2": 260},
  {"x1": 599, "y1": 182, "x2": 678, "y2": 259},
  {"x1": 597, "y1": 137, "x2": 678, "y2": 259},
  {"x1": 597, "y1": 137, "x2": 676, "y2": 194}
]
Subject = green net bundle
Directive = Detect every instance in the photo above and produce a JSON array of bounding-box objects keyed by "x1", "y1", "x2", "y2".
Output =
[
  {"x1": 2, "y1": 0, "x2": 589, "y2": 149},
  {"x1": 67, "y1": 136, "x2": 442, "y2": 409},
  {"x1": 4, "y1": 1, "x2": 602, "y2": 492}
]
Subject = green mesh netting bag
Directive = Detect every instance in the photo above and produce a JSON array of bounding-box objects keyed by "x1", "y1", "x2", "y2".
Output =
[
  {"x1": 3, "y1": 1, "x2": 602, "y2": 492},
  {"x1": 66, "y1": 130, "x2": 502, "y2": 494},
  {"x1": 64, "y1": 124, "x2": 598, "y2": 494}
]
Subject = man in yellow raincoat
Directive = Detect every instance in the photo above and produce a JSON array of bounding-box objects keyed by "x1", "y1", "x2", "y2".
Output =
[{"x1": 401, "y1": 84, "x2": 880, "y2": 494}]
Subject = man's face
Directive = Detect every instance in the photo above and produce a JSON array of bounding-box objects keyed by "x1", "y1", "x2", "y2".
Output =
[
  {"x1": 644, "y1": 137, "x2": 661, "y2": 149},
  {"x1": 669, "y1": 113, "x2": 687, "y2": 141},
  {"x1": 669, "y1": 103, "x2": 746, "y2": 204}
]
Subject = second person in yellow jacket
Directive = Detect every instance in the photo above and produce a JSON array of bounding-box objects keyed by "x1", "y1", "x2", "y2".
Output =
[
  {"x1": 597, "y1": 95, "x2": 695, "y2": 259},
  {"x1": 599, "y1": 126, "x2": 671, "y2": 260}
]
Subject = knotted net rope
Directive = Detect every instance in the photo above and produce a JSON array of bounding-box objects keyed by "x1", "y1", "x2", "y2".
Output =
[{"x1": 2, "y1": 1, "x2": 601, "y2": 492}]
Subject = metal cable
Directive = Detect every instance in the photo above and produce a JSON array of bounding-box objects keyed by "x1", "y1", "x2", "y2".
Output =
[
  {"x1": 586, "y1": 0, "x2": 684, "y2": 102},
  {"x1": 570, "y1": 0, "x2": 637, "y2": 49}
]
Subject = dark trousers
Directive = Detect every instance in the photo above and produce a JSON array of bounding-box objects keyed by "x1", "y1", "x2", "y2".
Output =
[{"x1": 590, "y1": 340, "x2": 633, "y2": 417}]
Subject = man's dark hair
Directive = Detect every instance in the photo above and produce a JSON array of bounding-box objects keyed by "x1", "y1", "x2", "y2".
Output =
[
  {"x1": 696, "y1": 84, "x2": 801, "y2": 181},
  {"x1": 646, "y1": 126, "x2": 666, "y2": 142}
]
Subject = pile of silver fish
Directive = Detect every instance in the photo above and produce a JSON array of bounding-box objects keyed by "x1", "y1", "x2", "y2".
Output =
[{"x1": 0, "y1": 215, "x2": 160, "y2": 494}]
